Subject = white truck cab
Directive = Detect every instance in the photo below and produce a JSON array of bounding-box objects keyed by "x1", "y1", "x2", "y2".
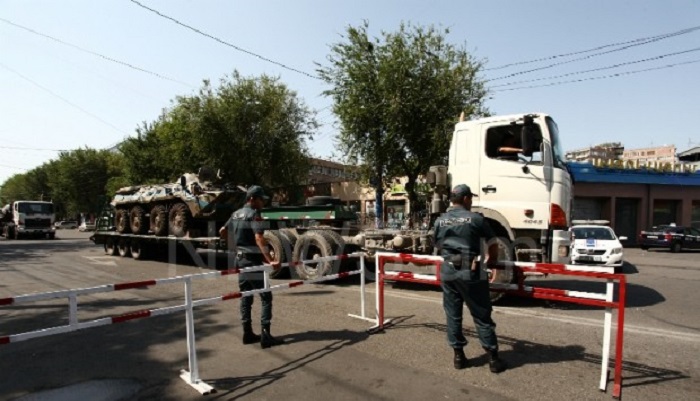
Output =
[{"x1": 442, "y1": 112, "x2": 572, "y2": 264}]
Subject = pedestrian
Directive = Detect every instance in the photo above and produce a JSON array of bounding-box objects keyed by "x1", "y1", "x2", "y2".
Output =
[
  {"x1": 433, "y1": 184, "x2": 507, "y2": 373},
  {"x1": 220, "y1": 185, "x2": 282, "y2": 349}
]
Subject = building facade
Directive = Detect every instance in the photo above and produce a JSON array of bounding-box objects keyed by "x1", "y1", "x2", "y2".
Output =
[
  {"x1": 622, "y1": 145, "x2": 677, "y2": 165},
  {"x1": 565, "y1": 143, "x2": 624, "y2": 162},
  {"x1": 569, "y1": 163, "x2": 700, "y2": 244}
]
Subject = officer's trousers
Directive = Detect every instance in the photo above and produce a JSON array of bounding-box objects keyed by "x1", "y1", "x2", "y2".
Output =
[
  {"x1": 440, "y1": 262, "x2": 498, "y2": 351},
  {"x1": 237, "y1": 256, "x2": 272, "y2": 326}
]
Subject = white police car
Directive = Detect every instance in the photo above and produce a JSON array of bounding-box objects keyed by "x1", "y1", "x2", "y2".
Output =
[{"x1": 570, "y1": 221, "x2": 626, "y2": 269}]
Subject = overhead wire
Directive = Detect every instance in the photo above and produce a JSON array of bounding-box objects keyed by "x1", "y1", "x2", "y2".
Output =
[
  {"x1": 492, "y1": 59, "x2": 700, "y2": 92},
  {"x1": 0, "y1": 62, "x2": 129, "y2": 136},
  {"x1": 0, "y1": 17, "x2": 194, "y2": 88},
  {"x1": 486, "y1": 26, "x2": 700, "y2": 81},
  {"x1": 485, "y1": 24, "x2": 700, "y2": 71},
  {"x1": 490, "y1": 47, "x2": 700, "y2": 88},
  {"x1": 128, "y1": 0, "x2": 320, "y2": 80}
]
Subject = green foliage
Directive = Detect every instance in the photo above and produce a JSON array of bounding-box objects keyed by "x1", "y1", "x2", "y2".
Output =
[
  {"x1": 318, "y1": 22, "x2": 490, "y2": 210},
  {"x1": 119, "y1": 72, "x2": 315, "y2": 187}
]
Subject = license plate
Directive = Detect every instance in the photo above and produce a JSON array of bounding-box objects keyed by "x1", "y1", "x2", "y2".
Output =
[
  {"x1": 586, "y1": 238, "x2": 596, "y2": 247},
  {"x1": 594, "y1": 256, "x2": 602, "y2": 262},
  {"x1": 578, "y1": 256, "x2": 593, "y2": 261},
  {"x1": 646, "y1": 235, "x2": 658, "y2": 239}
]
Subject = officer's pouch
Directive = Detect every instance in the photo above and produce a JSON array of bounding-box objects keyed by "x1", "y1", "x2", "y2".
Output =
[{"x1": 448, "y1": 254, "x2": 469, "y2": 270}]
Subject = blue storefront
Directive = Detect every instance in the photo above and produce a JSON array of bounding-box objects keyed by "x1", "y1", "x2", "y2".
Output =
[{"x1": 568, "y1": 163, "x2": 700, "y2": 244}]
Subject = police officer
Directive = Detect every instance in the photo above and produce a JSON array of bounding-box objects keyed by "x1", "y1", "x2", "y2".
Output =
[
  {"x1": 433, "y1": 184, "x2": 506, "y2": 373},
  {"x1": 220, "y1": 185, "x2": 282, "y2": 348}
]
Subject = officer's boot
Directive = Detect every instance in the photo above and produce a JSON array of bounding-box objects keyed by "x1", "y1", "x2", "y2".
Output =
[
  {"x1": 260, "y1": 324, "x2": 283, "y2": 349},
  {"x1": 453, "y1": 348, "x2": 468, "y2": 370},
  {"x1": 242, "y1": 322, "x2": 260, "y2": 345},
  {"x1": 484, "y1": 347, "x2": 507, "y2": 373}
]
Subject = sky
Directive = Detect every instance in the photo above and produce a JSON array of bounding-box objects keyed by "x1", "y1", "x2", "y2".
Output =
[{"x1": 1, "y1": 0, "x2": 699, "y2": 184}]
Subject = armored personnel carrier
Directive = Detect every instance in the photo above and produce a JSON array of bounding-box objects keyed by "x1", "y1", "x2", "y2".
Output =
[{"x1": 111, "y1": 168, "x2": 246, "y2": 237}]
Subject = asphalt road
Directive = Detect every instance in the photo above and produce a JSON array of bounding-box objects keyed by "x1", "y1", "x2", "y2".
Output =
[{"x1": 1, "y1": 231, "x2": 699, "y2": 401}]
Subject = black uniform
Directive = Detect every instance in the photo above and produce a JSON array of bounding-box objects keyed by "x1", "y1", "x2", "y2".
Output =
[
  {"x1": 227, "y1": 204, "x2": 272, "y2": 326},
  {"x1": 433, "y1": 205, "x2": 499, "y2": 351}
]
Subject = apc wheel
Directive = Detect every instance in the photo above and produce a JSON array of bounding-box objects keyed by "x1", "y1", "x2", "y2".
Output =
[
  {"x1": 671, "y1": 242, "x2": 682, "y2": 253},
  {"x1": 105, "y1": 238, "x2": 118, "y2": 256},
  {"x1": 264, "y1": 231, "x2": 288, "y2": 279},
  {"x1": 488, "y1": 237, "x2": 515, "y2": 303},
  {"x1": 117, "y1": 239, "x2": 131, "y2": 257},
  {"x1": 130, "y1": 240, "x2": 146, "y2": 260},
  {"x1": 129, "y1": 206, "x2": 148, "y2": 234},
  {"x1": 292, "y1": 231, "x2": 334, "y2": 280},
  {"x1": 150, "y1": 205, "x2": 168, "y2": 236},
  {"x1": 115, "y1": 208, "x2": 131, "y2": 234},
  {"x1": 168, "y1": 203, "x2": 190, "y2": 237}
]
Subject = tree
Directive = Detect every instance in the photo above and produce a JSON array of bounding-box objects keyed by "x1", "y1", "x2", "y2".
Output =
[
  {"x1": 318, "y1": 22, "x2": 489, "y2": 226},
  {"x1": 119, "y1": 72, "x2": 315, "y2": 189}
]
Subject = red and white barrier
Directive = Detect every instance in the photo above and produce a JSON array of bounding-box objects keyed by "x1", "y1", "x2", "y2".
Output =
[
  {"x1": 0, "y1": 253, "x2": 366, "y2": 395},
  {"x1": 370, "y1": 252, "x2": 627, "y2": 400}
]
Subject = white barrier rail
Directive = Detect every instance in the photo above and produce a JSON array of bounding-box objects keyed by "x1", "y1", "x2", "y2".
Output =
[{"x1": 0, "y1": 253, "x2": 367, "y2": 395}]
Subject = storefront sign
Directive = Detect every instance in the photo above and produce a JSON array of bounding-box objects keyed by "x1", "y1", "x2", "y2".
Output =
[{"x1": 593, "y1": 159, "x2": 698, "y2": 174}]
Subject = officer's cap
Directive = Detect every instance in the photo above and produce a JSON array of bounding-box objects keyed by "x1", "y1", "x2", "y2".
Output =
[
  {"x1": 246, "y1": 185, "x2": 269, "y2": 200},
  {"x1": 450, "y1": 184, "x2": 477, "y2": 200}
]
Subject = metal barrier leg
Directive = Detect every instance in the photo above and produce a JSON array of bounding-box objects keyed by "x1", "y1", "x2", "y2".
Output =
[
  {"x1": 180, "y1": 277, "x2": 215, "y2": 395},
  {"x1": 600, "y1": 279, "x2": 614, "y2": 392},
  {"x1": 348, "y1": 255, "x2": 375, "y2": 323},
  {"x1": 613, "y1": 275, "x2": 626, "y2": 399},
  {"x1": 68, "y1": 293, "x2": 78, "y2": 328}
]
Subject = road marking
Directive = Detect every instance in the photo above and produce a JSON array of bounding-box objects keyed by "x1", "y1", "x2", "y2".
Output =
[
  {"x1": 82, "y1": 256, "x2": 118, "y2": 266},
  {"x1": 334, "y1": 286, "x2": 700, "y2": 343}
]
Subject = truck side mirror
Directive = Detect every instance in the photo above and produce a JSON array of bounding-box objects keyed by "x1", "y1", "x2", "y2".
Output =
[{"x1": 520, "y1": 115, "x2": 536, "y2": 157}]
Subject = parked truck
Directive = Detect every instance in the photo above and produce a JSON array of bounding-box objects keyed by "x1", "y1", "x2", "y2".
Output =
[
  {"x1": 0, "y1": 200, "x2": 56, "y2": 239},
  {"x1": 92, "y1": 112, "x2": 572, "y2": 300}
]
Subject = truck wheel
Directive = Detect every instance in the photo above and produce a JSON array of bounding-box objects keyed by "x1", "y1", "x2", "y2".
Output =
[
  {"x1": 278, "y1": 228, "x2": 298, "y2": 260},
  {"x1": 130, "y1": 240, "x2": 146, "y2": 260},
  {"x1": 117, "y1": 239, "x2": 131, "y2": 257},
  {"x1": 150, "y1": 205, "x2": 168, "y2": 236},
  {"x1": 129, "y1": 206, "x2": 148, "y2": 235},
  {"x1": 671, "y1": 242, "x2": 682, "y2": 253},
  {"x1": 115, "y1": 208, "x2": 131, "y2": 234},
  {"x1": 168, "y1": 203, "x2": 190, "y2": 237},
  {"x1": 488, "y1": 237, "x2": 515, "y2": 303},
  {"x1": 105, "y1": 238, "x2": 118, "y2": 256},
  {"x1": 318, "y1": 230, "x2": 346, "y2": 275},
  {"x1": 264, "y1": 231, "x2": 288, "y2": 279},
  {"x1": 292, "y1": 231, "x2": 334, "y2": 280}
]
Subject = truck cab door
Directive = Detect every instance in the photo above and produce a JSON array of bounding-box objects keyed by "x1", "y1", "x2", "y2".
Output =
[{"x1": 476, "y1": 121, "x2": 551, "y2": 231}]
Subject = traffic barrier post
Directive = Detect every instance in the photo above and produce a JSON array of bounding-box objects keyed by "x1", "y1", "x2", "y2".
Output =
[{"x1": 370, "y1": 252, "x2": 627, "y2": 399}]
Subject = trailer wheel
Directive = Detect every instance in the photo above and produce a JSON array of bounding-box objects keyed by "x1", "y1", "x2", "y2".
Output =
[
  {"x1": 264, "y1": 231, "x2": 288, "y2": 279},
  {"x1": 130, "y1": 240, "x2": 146, "y2": 260},
  {"x1": 488, "y1": 236, "x2": 515, "y2": 303},
  {"x1": 292, "y1": 231, "x2": 334, "y2": 280},
  {"x1": 115, "y1": 208, "x2": 131, "y2": 234},
  {"x1": 129, "y1": 205, "x2": 148, "y2": 234},
  {"x1": 318, "y1": 230, "x2": 346, "y2": 275},
  {"x1": 105, "y1": 237, "x2": 118, "y2": 256},
  {"x1": 150, "y1": 205, "x2": 168, "y2": 236},
  {"x1": 278, "y1": 229, "x2": 297, "y2": 265},
  {"x1": 117, "y1": 239, "x2": 131, "y2": 257},
  {"x1": 169, "y1": 203, "x2": 190, "y2": 237}
]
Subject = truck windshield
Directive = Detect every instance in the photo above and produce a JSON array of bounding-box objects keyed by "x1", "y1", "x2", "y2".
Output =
[
  {"x1": 546, "y1": 117, "x2": 566, "y2": 170},
  {"x1": 17, "y1": 202, "x2": 54, "y2": 214}
]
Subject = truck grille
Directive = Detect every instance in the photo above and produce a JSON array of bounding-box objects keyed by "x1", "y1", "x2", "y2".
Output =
[{"x1": 25, "y1": 218, "x2": 52, "y2": 229}]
